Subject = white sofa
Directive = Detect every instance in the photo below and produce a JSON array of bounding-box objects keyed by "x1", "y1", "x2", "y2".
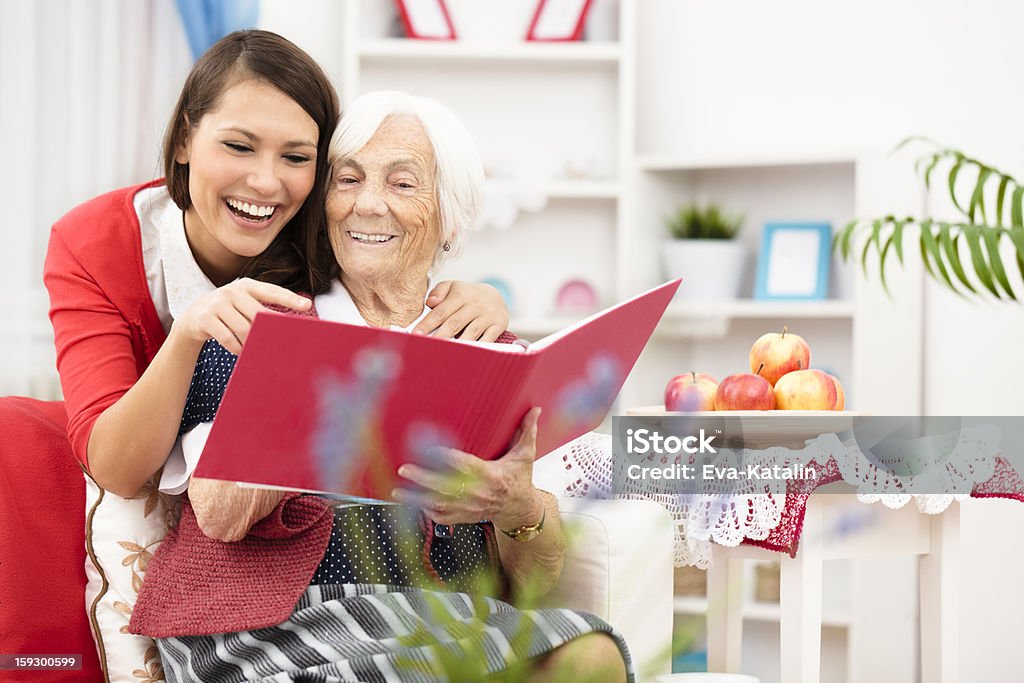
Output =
[{"x1": 534, "y1": 453, "x2": 676, "y2": 682}]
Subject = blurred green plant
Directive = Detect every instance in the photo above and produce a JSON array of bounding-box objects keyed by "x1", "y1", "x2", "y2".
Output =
[
  {"x1": 665, "y1": 202, "x2": 744, "y2": 240},
  {"x1": 834, "y1": 137, "x2": 1024, "y2": 300}
]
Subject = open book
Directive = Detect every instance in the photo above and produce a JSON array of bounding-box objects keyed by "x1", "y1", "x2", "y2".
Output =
[{"x1": 193, "y1": 279, "x2": 680, "y2": 497}]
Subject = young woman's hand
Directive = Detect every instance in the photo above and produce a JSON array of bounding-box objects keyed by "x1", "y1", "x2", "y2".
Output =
[
  {"x1": 413, "y1": 281, "x2": 510, "y2": 342},
  {"x1": 171, "y1": 278, "x2": 311, "y2": 355}
]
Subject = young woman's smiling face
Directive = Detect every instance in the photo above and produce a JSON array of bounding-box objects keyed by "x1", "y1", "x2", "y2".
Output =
[
  {"x1": 327, "y1": 115, "x2": 442, "y2": 291},
  {"x1": 175, "y1": 78, "x2": 319, "y2": 285}
]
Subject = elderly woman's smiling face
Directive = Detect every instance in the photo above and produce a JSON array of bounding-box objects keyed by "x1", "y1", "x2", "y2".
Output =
[{"x1": 327, "y1": 115, "x2": 441, "y2": 290}]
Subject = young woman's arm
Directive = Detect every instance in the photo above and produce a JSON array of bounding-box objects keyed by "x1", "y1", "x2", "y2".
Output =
[{"x1": 46, "y1": 224, "x2": 311, "y2": 498}]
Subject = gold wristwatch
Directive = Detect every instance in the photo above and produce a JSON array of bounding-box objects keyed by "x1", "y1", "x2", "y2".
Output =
[{"x1": 498, "y1": 507, "x2": 546, "y2": 543}]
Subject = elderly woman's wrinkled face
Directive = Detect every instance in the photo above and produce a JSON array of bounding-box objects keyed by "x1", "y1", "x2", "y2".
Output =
[{"x1": 327, "y1": 115, "x2": 441, "y2": 288}]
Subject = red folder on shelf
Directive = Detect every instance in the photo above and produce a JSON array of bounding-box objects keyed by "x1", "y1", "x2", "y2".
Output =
[{"x1": 193, "y1": 279, "x2": 680, "y2": 498}]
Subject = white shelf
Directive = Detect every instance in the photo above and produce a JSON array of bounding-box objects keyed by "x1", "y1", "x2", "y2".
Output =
[
  {"x1": 359, "y1": 39, "x2": 621, "y2": 64},
  {"x1": 674, "y1": 596, "x2": 850, "y2": 629},
  {"x1": 664, "y1": 299, "x2": 856, "y2": 320},
  {"x1": 511, "y1": 300, "x2": 853, "y2": 341},
  {"x1": 637, "y1": 152, "x2": 856, "y2": 172}
]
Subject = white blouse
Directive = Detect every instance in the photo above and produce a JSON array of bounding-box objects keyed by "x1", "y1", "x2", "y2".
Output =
[{"x1": 136, "y1": 185, "x2": 215, "y2": 494}]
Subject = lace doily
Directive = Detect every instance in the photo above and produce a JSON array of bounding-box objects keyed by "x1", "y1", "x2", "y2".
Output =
[{"x1": 552, "y1": 425, "x2": 1014, "y2": 568}]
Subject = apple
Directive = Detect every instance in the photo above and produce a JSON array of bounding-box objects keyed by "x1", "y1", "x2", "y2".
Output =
[
  {"x1": 749, "y1": 326, "x2": 811, "y2": 386},
  {"x1": 665, "y1": 371, "x2": 719, "y2": 412},
  {"x1": 714, "y1": 370, "x2": 776, "y2": 411},
  {"x1": 774, "y1": 369, "x2": 838, "y2": 410},
  {"x1": 829, "y1": 374, "x2": 845, "y2": 410}
]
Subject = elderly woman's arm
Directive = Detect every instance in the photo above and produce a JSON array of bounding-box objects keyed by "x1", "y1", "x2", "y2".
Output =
[
  {"x1": 393, "y1": 408, "x2": 567, "y2": 597},
  {"x1": 188, "y1": 476, "x2": 286, "y2": 542},
  {"x1": 491, "y1": 488, "x2": 565, "y2": 598}
]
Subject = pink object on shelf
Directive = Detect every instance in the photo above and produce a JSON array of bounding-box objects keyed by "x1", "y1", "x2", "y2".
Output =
[{"x1": 555, "y1": 279, "x2": 598, "y2": 311}]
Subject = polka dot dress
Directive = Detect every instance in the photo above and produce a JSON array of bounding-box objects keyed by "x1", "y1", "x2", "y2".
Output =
[
  {"x1": 310, "y1": 504, "x2": 501, "y2": 594},
  {"x1": 179, "y1": 339, "x2": 237, "y2": 435},
  {"x1": 180, "y1": 337, "x2": 503, "y2": 593}
]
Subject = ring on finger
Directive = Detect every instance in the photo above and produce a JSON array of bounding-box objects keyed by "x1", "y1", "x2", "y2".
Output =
[{"x1": 444, "y1": 481, "x2": 466, "y2": 499}]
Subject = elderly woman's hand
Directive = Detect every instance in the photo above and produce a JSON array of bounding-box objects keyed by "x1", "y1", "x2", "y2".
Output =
[
  {"x1": 412, "y1": 281, "x2": 510, "y2": 343},
  {"x1": 391, "y1": 407, "x2": 544, "y2": 529},
  {"x1": 393, "y1": 407, "x2": 566, "y2": 597}
]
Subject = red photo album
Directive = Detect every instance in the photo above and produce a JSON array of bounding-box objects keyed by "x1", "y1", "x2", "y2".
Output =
[{"x1": 193, "y1": 279, "x2": 681, "y2": 498}]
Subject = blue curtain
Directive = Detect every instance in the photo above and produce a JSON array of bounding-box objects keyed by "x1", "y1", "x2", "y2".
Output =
[{"x1": 175, "y1": 0, "x2": 261, "y2": 62}]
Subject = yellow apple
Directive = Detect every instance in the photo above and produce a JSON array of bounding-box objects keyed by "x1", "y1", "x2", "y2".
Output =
[
  {"x1": 774, "y1": 369, "x2": 837, "y2": 410},
  {"x1": 829, "y1": 374, "x2": 845, "y2": 410},
  {"x1": 749, "y1": 326, "x2": 811, "y2": 386}
]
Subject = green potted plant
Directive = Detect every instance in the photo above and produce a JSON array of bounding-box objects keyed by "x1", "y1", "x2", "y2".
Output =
[
  {"x1": 835, "y1": 137, "x2": 1024, "y2": 299},
  {"x1": 662, "y1": 201, "x2": 747, "y2": 300}
]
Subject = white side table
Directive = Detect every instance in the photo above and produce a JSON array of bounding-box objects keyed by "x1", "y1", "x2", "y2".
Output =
[{"x1": 706, "y1": 487, "x2": 959, "y2": 683}]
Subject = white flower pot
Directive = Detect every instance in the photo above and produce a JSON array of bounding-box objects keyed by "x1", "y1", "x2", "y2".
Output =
[{"x1": 661, "y1": 239, "x2": 747, "y2": 301}]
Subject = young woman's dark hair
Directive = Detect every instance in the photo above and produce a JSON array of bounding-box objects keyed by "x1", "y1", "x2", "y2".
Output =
[{"x1": 162, "y1": 29, "x2": 340, "y2": 295}]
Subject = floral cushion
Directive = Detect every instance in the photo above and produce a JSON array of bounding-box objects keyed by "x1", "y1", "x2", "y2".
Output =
[{"x1": 83, "y1": 473, "x2": 179, "y2": 682}]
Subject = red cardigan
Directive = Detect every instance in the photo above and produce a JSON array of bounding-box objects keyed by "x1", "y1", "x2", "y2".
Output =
[{"x1": 43, "y1": 180, "x2": 168, "y2": 469}]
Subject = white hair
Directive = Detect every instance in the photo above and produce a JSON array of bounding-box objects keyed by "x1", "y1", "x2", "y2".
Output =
[{"x1": 329, "y1": 91, "x2": 484, "y2": 264}]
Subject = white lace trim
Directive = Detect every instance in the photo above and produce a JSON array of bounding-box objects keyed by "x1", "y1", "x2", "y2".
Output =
[{"x1": 553, "y1": 425, "x2": 1001, "y2": 567}]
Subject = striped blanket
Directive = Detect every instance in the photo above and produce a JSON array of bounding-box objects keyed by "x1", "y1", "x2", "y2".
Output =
[{"x1": 158, "y1": 583, "x2": 633, "y2": 682}]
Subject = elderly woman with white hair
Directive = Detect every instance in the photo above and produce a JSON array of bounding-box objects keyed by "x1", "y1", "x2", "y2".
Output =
[{"x1": 129, "y1": 92, "x2": 632, "y2": 683}]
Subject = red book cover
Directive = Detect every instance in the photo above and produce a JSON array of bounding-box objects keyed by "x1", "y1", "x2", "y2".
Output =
[{"x1": 193, "y1": 279, "x2": 680, "y2": 498}]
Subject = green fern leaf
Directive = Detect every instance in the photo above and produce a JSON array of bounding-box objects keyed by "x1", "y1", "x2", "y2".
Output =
[
  {"x1": 892, "y1": 218, "x2": 907, "y2": 264},
  {"x1": 961, "y1": 224, "x2": 999, "y2": 297},
  {"x1": 996, "y1": 176, "x2": 1011, "y2": 227},
  {"x1": 1008, "y1": 228, "x2": 1024, "y2": 283},
  {"x1": 982, "y1": 228, "x2": 1016, "y2": 300},
  {"x1": 839, "y1": 218, "x2": 858, "y2": 260},
  {"x1": 948, "y1": 156, "x2": 967, "y2": 217},
  {"x1": 969, "y1": 168, "x2": 991, "y2": 225},
  {"x1": 940, "y1": 226, "x2": 976, "y2": 293},
  {"x1": 862, "y1": 219, "x2": 883, "y2": 277},
  {"x1": 921, "y1": 221, "x2": 960, "y2": 295},
  {"x1": 1012, "y1": 185, "x2": 1024, "y2": 229}
]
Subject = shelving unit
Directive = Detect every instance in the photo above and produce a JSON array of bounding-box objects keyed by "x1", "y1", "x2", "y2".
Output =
[
  {"x1": 618, "y1": 155, "x2": 859, "y2": 409},
  {"x1": 342, "y1": 0, "x2": 634, "y2": 341},
  {"x1": 337, "y1": 4, "x2": 862, "y2": 679}
]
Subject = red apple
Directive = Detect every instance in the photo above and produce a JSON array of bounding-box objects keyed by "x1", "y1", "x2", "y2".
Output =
[
  {"x1": 774, "y1": 369, "x2": 838, "y2": 410},
  {"x1": 829, "y1": 374, "x2": 845, "y2": 410},
  {"x1": 665, "y1": 371, "x2": 719, "y2": 412},
  {"x1": 749, "y1": 326, "x2": 811, "y2": 386},
  {"x1": 714, "y1": 372, "x2": 776, "y2": 411}
]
